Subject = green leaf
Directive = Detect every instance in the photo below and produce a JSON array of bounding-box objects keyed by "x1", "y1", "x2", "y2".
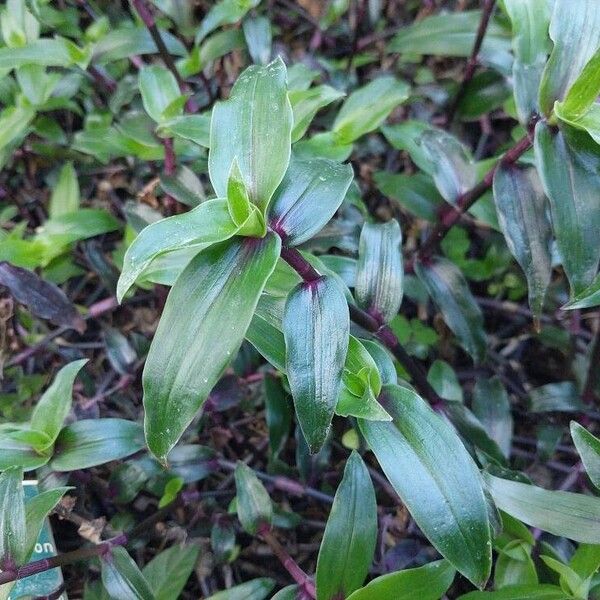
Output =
[
  {"x1": 529, "y1": 382, "x2": 583, "y2": 413},
  {"x1": 144, "y1": 234, "x2": 280, "y2": 461},
  {"x1": 538, "y1": 0, "x2": 600, "y2": 116},
  {"x1": 283, "y1": 275, "x2": 349, "y2": 453},
  {"x1": 485, "y1": 474, "x2": 600, "y2": 543},
  {"x1": 142, "y1": 544, "x2": 200, "y2": 600},
  {"x1": 554, "y1": 102, "x2": 600, "y2": 146},
  {"x1": 562, "y1": 272, "x2": 600, "y2": 310},
  {"x1": 571, "y1": 421, "x2": 600, "y2": 491},
  {"x1": 24, "y1": 487, "x2": 71, "y2": 561},
  {"x1": 139, "y1": 65, "x2": 183, "y2": 123},
  {"x1": 209, "y1": 58, "x2": 293, "y2": 215},
  {"x1": 355, "y1": 220, "x2": 403, "y2": 323},
  {"x1": 117, "y1": 199, "x2": 239, "y2": 301},
  {"x1": 420, "y1": 130, "x2": 476, "y2": 204},
  {"x1": 49, "y1": 162, "x2": 80, "y2": 218},
  {"x1": 534, "y1": 122, "x2": 600, "y2": 293},
  {"x1": 0, "y1": 467, "x2": 26, "y2": 565},
  {"x1": 332, "y1": 77, "x2": 409, "y2": 145},
  {"x1": 159, "y1": 166, "x2": 205, "y2": 208},
  {"x1": 415, "y1": 257, "x2": 487, "y2": 362},
  {"x1": 0, "y1": 432, "x2": 51, "y2": 471},
  {"x1": 316, "y1": 452, "x2": 377, "y2": 600},
  {"x1": 195, "y1": 0, "x2": 260, "y2": 45},
  {"x1": 51, "y1": 418, "x2": 145, "y2": 471},
  {"x1": 557, "y1": 47, "x2": 600, "y2": 119},
  {"x1": 269, "y1": 156, "x2": 353, "y2": 246},
  {"x1": 157, "y1": 113, "x2": 211, "y2": 147},
  {"x1": 234, "y1": 462, "x2": 272, "y2": 535},
  {"x1": 0, "y1": 103, "x2": 35, "y2": 153},
  {"x1": 289, "y1": 85, "x2": 344, "y2": 142},
  {"x1": 472, "y1": 377, "x2": 513, "y2": 459},
  {"x1": 226, "y1": 160, "x2": 265, "y2": 236},
  {"x1": 540, "y1": 555, "x2": 588, "y2": 600},
  {"x1": 388, "y1": 10, "x2": 512, "y2": 73},
  {"x1": 30, "y1": 359, "x2": 87, "y2": 449},
  {"x1": 243, "y1": 16, "x2": 272, "y2": 65},
  {"x1": 503, "y1": 0, "x2": 551, "y2": 123},
  {"x1": 264, "y1": 374, "x2": 292, "y2": 462},
  {"x1": 459, "y1": 584, "x2": 568, "y2": 599},
  {"x1": 492, "y1": 164, "x2": 552, "y2": 318},
  {"x1": 206, "y1": 578, "x2": 275, "y2": 600},
  {"x1": 0, "y1": 38, "x2": 88, "y2": 69},
  {"x1": 359, "y1": 384, "x2": 492, "y2": 587},
  {"x1": 93, "y1": 27, "x2": 186, "y2": 64},
  {"x1": 346, "y1": 560, "x2": 455, "y2": 600},
  {"x1": 101, "y1": 547, "x2": 154, "y2": 600}
]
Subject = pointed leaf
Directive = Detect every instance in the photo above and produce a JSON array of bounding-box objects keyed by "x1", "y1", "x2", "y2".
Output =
[
  {"x1": 101, "y1": 547, "x2": 154, "y2": 600},
  {"x1": 30, "y1": 359, "x2": 87, "y2": 449},
  {"x1": 195, "y1": 0, "x2": 260, "y2": 44},
  {"x1": 316, "y1": 452, "x2": 377, "y2": 600},
  {"x1": 117, "y1": 199, "x2": 239, "y2": 301},
  {"x1": 492, "y1": 164, "x2": 552, "y2": 318},
  {"x1": 459, "y1": 585, "x2": 567, "y2": 600},
  {"x1": 142, "y1": 544, "x2": 200, "y2": 600},
  {"x1": 415, "y1": 257, "x2": 487, "y2": 362},
  {"x1": 0, "y1": 467, "x2": 26, "y2": 565},
  {"x1": 355, "y1": 220, "x2": 403, "y2": 323},
  {"x1": 359, "y1": 385, "x2": 492, "y2": 587},
  {"x1": 346, "y1": 560, "x2": 455, "y2": 600},
  {"x1": 139, "y1": 65, "x2": 182, "y2": 123},
  {"x1": 234, "y1": 462, "x2": 273, "y2": 535},
  {"x1": 534, "y1": 121, "x2": 600, "y2": 293},
  {"x1": 269, "y1": 156, "x2": 353, "y2": 246},
  {"x1": 209, "y1": 58, "x2": 293, "y2": 214},
  {"x1": 283, "y1": 275, "x2": 349, "y2": 453},
  {"x1": 206, "y1": 578, "x2": 275, "y2": 600},
  {"x1": 571, "y1": 421, "x2": 600, "y2": 491},
  {"x1": 290, "y1": 85, "x2": 344, "y2": 142},
  {"x1": 51, "y1": 418, "x2": 145, "y2": 471},
  {"x1": 144, "y1": 234, "x2": 281, "y2": 460},
  {"x1": 486, "y1": 474, "x2": 600, "y2": 543},
  {"x1": 420, "y1": 130, "x2": 476, "y2": 204},
  {"x1": 332, "y1": 77, "x2": 409, "y2": 144},
  {"x1": 563, "y1": 272, "x2": 600, "y2": 310},
  {"x1": 49, "y1": 162, "x2": 79, "y2": 218},
  {"x1": 557, "y1": 47, "x2": 600, "y2": 119},
  {"x1": 539, "y1": 0, "x2": 600, "y2": 115}
]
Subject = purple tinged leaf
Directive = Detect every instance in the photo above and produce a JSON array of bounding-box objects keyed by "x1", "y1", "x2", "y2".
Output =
[{"x1": 0, "y1": 262, "x2": 85, "y2": 332}]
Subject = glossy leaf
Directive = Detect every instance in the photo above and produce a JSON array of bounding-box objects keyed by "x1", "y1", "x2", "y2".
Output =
[
  {"x1": 355, "y1": 220, "x2": 403, "y2": 323},
  {"x1": 472, "y1": 377, "x2": 513, "y2": 459},
  {"x1": 492, "y1": 164, "x2": 552, "y2": 318},
  {"x1": 420, "y1": 130, "x2": 476, "y2": 204},
  {"x1": 534, "y1": 122, "x2": 600, "y2": 294},
  {"x1": 234, "y1": 462, "x2": 272, "y2": 535},
  {"x1": 158, "y1": 113, "x2": 211, "y2": 147},
  {"x1": 269, "y1": 156, "x2": 353, "y2": 246},
  {"x1": 0, "y1": 467, "x2": 26, "y2": 565},
  {"x1": 359, "y1": 384, "x2": 492, "y2": 587},
  {"x1": 51, "y1": 419, "x2": 145, "y2": 471},
  {"x1": 24, "y1": 487, "x2": 71, "y2": 560},
  {"x1": 289, "y1": 85, "x2": 344, "y2": 142},
  {"x1": 101, "y1": 547, "x2": 154, "y2": 600},
  {"x1": 388, "y1": 10, "x2": 512, "y2": 72},
  {"x1": 264, "y1": 374, "x2": 292, "y2": 461},
  {"x1": 415, "y1": 256, "x2": 487, "y2": 362},
  {"x1": 557, "y1": 47, "x2": 600, "y2": 119},
  {"x1": 0, "y1": 432, "x2": 51, "y2": 471},
  {"x1": 243, "y1": 16, "x2": 272, "y2": 65},
  {"x1": 139, "y1": 65, "x2": 183, "y2": 123},
  {"x1": 503, "y1": 0, "x2": 551, "y2": 123},
  {"x1": 562, "y1": 272, "x2": 600, "y2": 310},
  {"x1": 49, "y1": 162, "x2": 79, "y2": 218},
  {"x1": 571, "y1": 421, "x2": 600, "y2": 491},
  {"x1": 195, "y1": 0, "x2": 260, "y2": 44},
  {"x1": 117, "y1": 199, "x2": 239, "y2": 301},
  {"x1": 459, "y1": 585, "x2": 567, "y2": 600},
  {"x1": 332, "y1": 77, "x2": 409, "y2": 144},
  {"x1": 0, "y1": 262, "x2": 85, "y2": 332},
  {"x1": 30, "y1": 359, "x2": 87, "y2": 449},
  {"x1": 347, "y1": 560, "x2": 455, "y2": 600},
  {"x1": 283, "y1": 276, "x2": 349, "y2": 453},
  {"x1": 538, "y1": 0, "x2": 600, "y2": 115},
  {"x1": 142, "y1": 544, "x2": 200, "y2": 600},
  {"x1": 209, "y1": 58, "x2": 293, "y2": 215},
  {"x1": 486, "y1": 474, "x2": 600, "y2": 543},
  {"x1": 144, "y1": 234, "x2": 280, "y2": 461},
  {"x1": 206, "y1": 578, "x2": 275, "y2": 600},
  {"x1": 316, "y1": 451, "x2": 377, "y2": 600}
]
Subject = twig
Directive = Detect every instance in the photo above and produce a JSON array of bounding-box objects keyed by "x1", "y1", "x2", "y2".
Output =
[
  {"x1": 414, "y1": 119, "x2": 538, "y2": 264},
  {"x1": 446, "y1": 0, "x2": 496, "y2": 123},
  {"x1": 258, "y1": 524, "x2": 316, "y2": 598},
  {"x1": 278, "y1": 245, "x2": 444, "y2": 408}
]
